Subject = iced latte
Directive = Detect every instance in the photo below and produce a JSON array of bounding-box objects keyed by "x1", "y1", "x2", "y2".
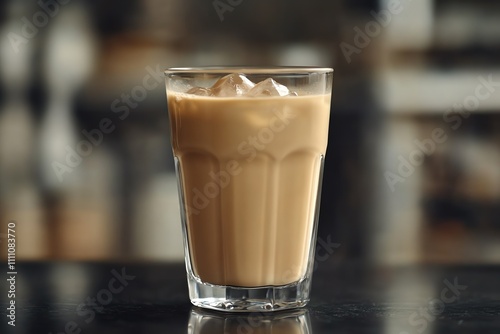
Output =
[{"x1": 165, "y1": 68, "x2": 333, "y2": 312}]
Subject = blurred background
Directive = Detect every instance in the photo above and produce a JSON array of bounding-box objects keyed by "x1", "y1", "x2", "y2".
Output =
[{"x1": 0, "y1": 0, "x2": 499, "y2": 264}]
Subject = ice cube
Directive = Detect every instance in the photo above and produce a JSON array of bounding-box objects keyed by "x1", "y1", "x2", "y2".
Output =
[
  {"x1": 210, "y1": 73, "x2": 255, "y2": 97},
  {"x1": 186, "y1": 87, "x2": 212, "y2": 96},
  {"x1": 246, "y1": 78, "x2": 292, "y2": 97}
]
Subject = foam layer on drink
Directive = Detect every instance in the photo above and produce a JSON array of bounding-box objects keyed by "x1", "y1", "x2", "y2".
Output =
[{"x1": 168, "y1": 76, "x2": 330, "y2": 287}]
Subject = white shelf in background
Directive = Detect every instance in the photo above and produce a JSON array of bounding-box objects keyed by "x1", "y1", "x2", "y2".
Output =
[{"x1": 380, "y1": 69, "x2": 500, "y2": 114}]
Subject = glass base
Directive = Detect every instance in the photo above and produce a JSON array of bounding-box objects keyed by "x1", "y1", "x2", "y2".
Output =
[{"x1": 187, "y1": 270, "x2": 311, "y2": 312}]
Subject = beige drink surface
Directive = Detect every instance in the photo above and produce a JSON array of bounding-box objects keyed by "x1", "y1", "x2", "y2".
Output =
[{"x1": 168, "y1": 92, "x2": 330, "y2": 287}]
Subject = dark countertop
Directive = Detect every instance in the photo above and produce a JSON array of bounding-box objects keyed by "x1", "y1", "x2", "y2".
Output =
[{"x1": 1, "y1": 261, "x2": 499, "y2": 333}]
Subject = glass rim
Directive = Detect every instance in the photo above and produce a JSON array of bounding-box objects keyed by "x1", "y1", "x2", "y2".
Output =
[{"x1": 164, "y1": 66, "x2": 334, "y2": 76}]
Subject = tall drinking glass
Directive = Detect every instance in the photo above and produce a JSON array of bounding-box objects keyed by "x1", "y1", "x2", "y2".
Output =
[{"x1": 165, "y1": 67, "x2": 333, "y2": 312}]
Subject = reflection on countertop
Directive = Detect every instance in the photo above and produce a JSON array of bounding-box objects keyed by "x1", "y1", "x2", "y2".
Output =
[{"x1": 188, "y1": 308, "x2": 311, "y2": 334}]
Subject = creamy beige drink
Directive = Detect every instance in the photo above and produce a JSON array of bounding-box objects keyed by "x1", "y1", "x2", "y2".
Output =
[{"x1": 168, "y1": 75, "x2": 330, "y2": 287}]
